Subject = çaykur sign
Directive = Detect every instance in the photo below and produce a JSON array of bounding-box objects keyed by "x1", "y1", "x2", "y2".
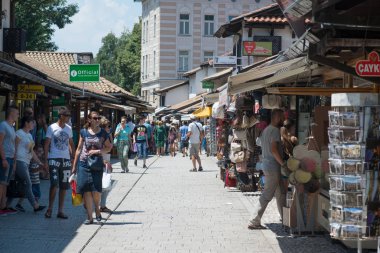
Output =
[
  {"x1": 355, "y1": 51, "x2": 380, "y2": 77},
  {"x1": 243, "y1": 41, "x2": 273, "y2": 56}
]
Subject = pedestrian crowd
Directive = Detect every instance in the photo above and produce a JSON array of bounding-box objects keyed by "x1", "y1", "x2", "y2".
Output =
[{"x1": 0, "y1": 105, "x2": 211, "y2": 224}]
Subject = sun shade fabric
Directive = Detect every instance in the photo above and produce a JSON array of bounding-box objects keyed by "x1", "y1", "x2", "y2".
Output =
[{"x1": 192, "y1": 106, "x2": 212, "y2": 118}]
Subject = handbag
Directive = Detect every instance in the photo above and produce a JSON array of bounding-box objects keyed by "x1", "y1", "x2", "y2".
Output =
[
  {"x1": 84, "y1": 129, "x2": 104, "y2": 172},
  {"x1": 70, "y1": 178, "x2": 82, "y2": 206},
  {"x1": 102, "y1": 170, "x2": 112, "y2": 190},
  {"x1": 230, "y1": 142, "x2": 242, "y2": 153},
  {"x1": 6, "y1": 175, "x2": 25, "y2": 198},
  {"x1": 230, "y1": 150, "x2": 245, "y2": 163},
  {"x1": 233, "y1": 129, "x2": 247, "y2": 141},
  {"x1": 262, "y1": 95, "x2": 281, "y2": 109}
]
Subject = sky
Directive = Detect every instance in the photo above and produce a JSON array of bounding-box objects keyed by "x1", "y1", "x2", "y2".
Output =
[{"x1": 53, "y1": 0, "x2": 141, "y2": 56}]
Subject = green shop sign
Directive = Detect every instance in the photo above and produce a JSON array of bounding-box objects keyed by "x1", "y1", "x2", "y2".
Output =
[
  {"x1": 69, "y1": 64, "x2": 100, "y2": 82},
  {"x1": 202, "y1": 81, "x2": 214, "y2": 89}
]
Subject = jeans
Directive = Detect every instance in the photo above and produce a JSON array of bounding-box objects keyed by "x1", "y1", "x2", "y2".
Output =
[
  {"x1": 117, "y1": 140, "x2": 129, "y2": 171},
  {"x1": 249, "y1": 169, "x2": 286, "y2": 225},
  {"x1": 136, "y1": 142, "x2": 147, "y2": 159},
  {"x1": 9, "y1": 160, "x2": 36, "y2": 207},
  {"x1": 0, "y1": 157, "x2": 14, "y2": 185}
]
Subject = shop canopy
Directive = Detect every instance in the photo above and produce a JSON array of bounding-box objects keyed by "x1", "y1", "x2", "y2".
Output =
[
  {"x1": 103, "y1": 103, "x2": 136, "y2": 114},
  {"x1": 192, "y1": 106, "x2": 212, "y2": 118},
  {"x1": 228, "y1": 57, "x2": 322, "y2": 95},
  {"x1": 266, "y1": 86, "x2": 379, "y2": 96}
]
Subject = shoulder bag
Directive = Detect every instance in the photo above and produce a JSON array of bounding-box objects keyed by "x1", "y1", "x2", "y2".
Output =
[{"x1": 84, "y1": 129, "x2": 104, "y2": 172}]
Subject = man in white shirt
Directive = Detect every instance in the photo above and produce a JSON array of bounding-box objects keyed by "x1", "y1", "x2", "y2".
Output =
[
  {"x1": 187, "y1": 115, "x2": 204, "y2": 172},
  {"x1": 44, "y1": 106, "x2": 75, "y2": 219}
]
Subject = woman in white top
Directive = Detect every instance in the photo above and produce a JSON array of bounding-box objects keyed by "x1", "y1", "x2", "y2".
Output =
[{"x1": 10, "y1": 116, "x2": 45, "y2": 212}]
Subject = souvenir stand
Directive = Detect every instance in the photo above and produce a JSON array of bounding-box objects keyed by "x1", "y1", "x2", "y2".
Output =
[{"x1": 327, "y1": 93, "x2": 380, "y2": 250}]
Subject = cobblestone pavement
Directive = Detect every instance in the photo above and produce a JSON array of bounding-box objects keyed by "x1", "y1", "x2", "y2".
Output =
[{"x1": 0, "y1": 154, "x2": 351, "y2": 253}]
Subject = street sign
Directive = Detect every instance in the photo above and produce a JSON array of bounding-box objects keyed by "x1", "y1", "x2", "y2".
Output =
[
  {"x1": 18, "y1": 84, "x2": 45, "y2": 93},
  {"x1": 17, "y1": 92, "x2": 36, "y2": 100},
  {"x1": 69, "y1": 64, "x2": 100, "y2": 82},
  {"x1": 243, "y1": 41, "x2": 272, "y2": 56},
  {"x1": 213, "y1": 56, "x2": 237, "y2": 68},
  {"x1": 355, "y1": 51, "x2": 380, "y2": 77},
  {"x1": 202, "y1": 81, "x2": 214, "y2": 89}
]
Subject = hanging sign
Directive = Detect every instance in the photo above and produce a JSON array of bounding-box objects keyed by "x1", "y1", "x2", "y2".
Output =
[
  {"x1": 18, "y1": 84, "x2": 45, "y2": 93},
  {"x1": 202, "y1": 81, "x2": 214, "y2": 89},
  {"x1": 69, "y1": 64, "x2": 100, "y2": 82},
  {"x1": 17, "y1": 93, "x2": 36, "y2": 100},
  {"x1": 243, "y1": 41, "x2": 273, "y2": 56},
  {"x1": 355, "y1": 51, "x2": 380, "y2": 77}
]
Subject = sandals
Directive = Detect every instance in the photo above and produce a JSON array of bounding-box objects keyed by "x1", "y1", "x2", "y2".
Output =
[
  {"x1": 96, "y1": 215, "x2": 102, "y2": 222},
  {"x1": 84, "y1": 219, "x2": 93, "y2": 225},
  {"x1": 45, "y1": 209, "x2": 52, "y2": 218},
  {"x1": 57, "y1": 212, "x2": 68, "y2": 219},
  {"x1": 248, "y1": 224, "x2": 266, "y2": 230}
]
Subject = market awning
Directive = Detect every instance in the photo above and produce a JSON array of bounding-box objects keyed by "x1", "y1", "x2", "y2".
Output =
[
  {"x1": 228, "y1": 57, "x2": 322, "y2": 95},
  {"x1": 266, "y1": 87, "x2": 379, "y2": 96},
  {"x1": 204, "y1": 93, "x2": 219, "y2": 104},
  {"x1": 202, "y1": 68, "x2": 233, "y2": 82},
  {"x1": 192, "y1": 106, "x2": 212, "y2": 118},
  {"x1": 170, "y1": 93, "x2": 206, "y2": 112},
  {"x1": 103, "y1": 103, "x2": 137, "y2": 114}
]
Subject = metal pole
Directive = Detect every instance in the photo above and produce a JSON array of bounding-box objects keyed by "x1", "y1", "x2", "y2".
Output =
[{"x1": 357, "y1": 237, "x2": 362, "y2": 253}]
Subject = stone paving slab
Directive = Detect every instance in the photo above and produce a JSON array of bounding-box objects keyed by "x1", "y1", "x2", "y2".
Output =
[{"x1": 0, "y1": 154, "x2": 351, "y2": 253}]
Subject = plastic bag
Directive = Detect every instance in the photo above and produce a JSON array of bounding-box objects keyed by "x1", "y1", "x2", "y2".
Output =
[
  {"x1": 102, "y1": 171, "x2": 112, "y2": 190},
  {"x1": 70, "y1": 177, "x2": 82, "y2": 206}
]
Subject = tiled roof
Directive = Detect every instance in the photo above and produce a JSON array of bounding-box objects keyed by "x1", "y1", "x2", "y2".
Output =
[
  {"x1": 19, "y1": 51, "x2": 134, "y2": 97},
  {"x1": 156, "y1": 80, "x2": 189, "y2": 93},
  {"x1": 246, "y1": 16, "x2": 287, "y2": 24},
  {"x1": 231, "y1": 3, "x2": 279, "y2": 22}
]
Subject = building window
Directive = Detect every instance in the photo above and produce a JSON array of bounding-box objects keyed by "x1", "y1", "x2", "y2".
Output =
[
  {"x1": 203, "y1": 51, "x2": 214, "y2": 62},
  {"x1": 228, "y1": 15, "x2": 237, "y2": 22},
  {"x1": 153, "y1": 15, "x2": 156, "y2": 38},
  {"x1": 142, "y1": 55, "x2": 145, "y2": 79},
  {"x1": 142, "y1": 22, "x2": 145, "y2": 43},
  {"x1": 204, "y1": 15, "x2": 214, "y2": 36},
  {"x1": 160, "y1": 95, "x2": 166, "y2": 107},
  {"x1": 145, "y1": 54, "x2": 148, "y2": 79},
  {"x1": 153, "y1": 51, "x2": 156, "y2": 75},
  {"x1": 178, "y1": 51, "x2": 189, "y2": 71},
  {"x1": 179, "y1": 14, "x2": 190, "y2": 35},
  {"x1": 145, "y1": 21, "x2": 149, "y2": 43}
]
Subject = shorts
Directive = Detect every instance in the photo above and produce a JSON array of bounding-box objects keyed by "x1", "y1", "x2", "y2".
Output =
[
  {"x1": 180, "y1": 140, "x2": 189, "y2": 149},
  {"x1": 189, "y1": 143, "x2": 200, "y2": 158},
  {"x1": 0, "y1": 158, "x2": 14, "y2": 186},
  {"x1": 48, "y1": 158, "x2": 72, "y2": 190}
]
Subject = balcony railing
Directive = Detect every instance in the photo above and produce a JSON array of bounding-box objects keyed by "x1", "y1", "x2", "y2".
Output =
[{"x1": 177, "y1": 71, "x2": 188, "y2": 80}]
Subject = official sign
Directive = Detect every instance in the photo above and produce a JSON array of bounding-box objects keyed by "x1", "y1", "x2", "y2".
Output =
[
  {"x1": 17, "y1": 93, "x2": 36, "y2": 100},
  {"x1": 18, "y1": 84, "x2": 44, "y2": 93},
  {"x1": 69, "y1": 64, "x2": 100, "y2": 82},
  {"x1": 355, "y1": 51, "x2": 380, "y2": 77},
  {"x1": 213, "y1": 56, "x2": 237, "y2": 68},
  {"x1": 202, "y1": 81, "x2": 214, "y2": 89},
  {"x1": 243, "y1": 41, "x2": 272, "y2": 56}
]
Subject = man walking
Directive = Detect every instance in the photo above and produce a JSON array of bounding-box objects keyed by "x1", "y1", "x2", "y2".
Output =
[
  {"x1": 0, "y1": 105, "x2": 19, "y2": 216},
  {"x1": 144, "y1": 119, "x2": 153, "y2": 155},
  {"x1": 179, "y1": 121, "x2": 189, "y2": 157},
  {"x1": 44, "y1": 106, "x2": 74, "y2": 219},
  {"x1": 248, "y1": 109, "x2": 286, "y2": 229},
  {"x1": 187, "y1": 115, "x2": 204, "y2": 172},
  {"x1": 133, "y1": 117, "x2": 149, "y2": 169}
]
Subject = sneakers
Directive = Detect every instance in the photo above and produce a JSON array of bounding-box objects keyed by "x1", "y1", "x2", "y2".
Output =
[
  {"x1": 189, "y1": 168, "x2": 197, "y2": 172},
  {"x1": 100, "y1": 206, "x2": 112, "y2": 213},
  {"x1": 34, "y1": 205, "x2": 46, "y2": 212},
  {"x1": 2, "y1": 208, "x2": 18, "y2": 215},
  {"x1": 143, "y1": 164, "x2": 148, "y2": 169},
  {"x1": 0, "y1": 209, "x2": 8, "y2": 216},
  {"x1": 134, "y1": 159, "x2": 137, "y2": 166},
  {"x1": 15, "y1": 204, "x2": 25, "y2": 212},
  {"x1": 198, "y1": 167, "x2": 203, "y2": 172}
]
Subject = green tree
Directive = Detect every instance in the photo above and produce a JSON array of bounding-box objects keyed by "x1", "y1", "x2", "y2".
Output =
[
  {"x1": 96, "y1": 33, "x2": 119, "y2": 84},
  {"x1": 15, "y1": 0, "x2": 78, "y2": 51},
  {"x1": 96, "y1": 21, "x2": 141, "y2": 95}
]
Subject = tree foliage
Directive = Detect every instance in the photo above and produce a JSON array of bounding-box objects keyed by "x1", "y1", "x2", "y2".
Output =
[
  {"x1": 96, "y1": 21, "x2": 141, "y2": 95},
  {"x1": 15, "y1": 0, "x2": 78, "y2": 51}
]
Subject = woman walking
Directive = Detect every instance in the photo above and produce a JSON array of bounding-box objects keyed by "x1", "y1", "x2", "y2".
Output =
[
  {"x1": 9, "y1": 116, "x2": 45, "y2": 212},
  {"x1": 168, "y1": 124, "x2": 177, "y2": 157},
  {"x1": 100, "y1": 117, "x2": 113, "y2": 213},
  {"x1": 114, "y1": 116, "x2": 132, "y2": 173},
  {"x1": 154, "y1": 121, "x2": 166, "y2": 157},
  {"x1": 72, "y1": 110, "x2": 112, "y2": 224}
]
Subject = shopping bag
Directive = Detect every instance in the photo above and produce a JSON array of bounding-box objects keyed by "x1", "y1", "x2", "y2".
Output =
[
  {"x1": 6, "y1": 175, "x2": 25, "y2": 198},
  {"x1": 102, "y1": 171, "x2": 112, "y2": 190},
  {"x1": 70, "y1": 177, "x2": 82, "y2": 206},
  {"x1": 133, "y1": 143, "x2": 138, "y2": 152}
]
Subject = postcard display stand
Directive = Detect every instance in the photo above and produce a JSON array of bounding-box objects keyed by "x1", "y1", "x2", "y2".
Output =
[{"x1": 328, "y1": 93, "x2": 380, "y2": 250}]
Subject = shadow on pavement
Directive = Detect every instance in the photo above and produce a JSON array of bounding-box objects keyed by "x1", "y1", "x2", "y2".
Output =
[
  {"x1": 112, "y1": 210, "x2": 145, "y2": 215},
  {"x1": 103, "y1": 222, "x2": 143, "y2": 226}
]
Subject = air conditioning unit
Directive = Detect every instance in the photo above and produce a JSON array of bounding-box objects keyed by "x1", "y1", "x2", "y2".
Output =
[{"x1": 3, "y1": 28, "x2": 27, "y2": 53}]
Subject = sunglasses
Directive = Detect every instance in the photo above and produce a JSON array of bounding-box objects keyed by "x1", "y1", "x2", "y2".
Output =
[{"x1": 92, "y1": 117, "x2": 101, "y2": 120}]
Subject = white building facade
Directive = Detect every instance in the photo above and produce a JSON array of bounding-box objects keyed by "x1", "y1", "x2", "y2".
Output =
[{"x1": 135, "y1": 0, "x2": 273, "y2": 107}]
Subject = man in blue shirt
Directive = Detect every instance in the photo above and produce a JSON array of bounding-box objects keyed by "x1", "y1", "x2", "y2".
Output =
[
  {"x1": 179, "y1": 122, "x2": 189, "y2": 157},
  {"x1": 144, "y1": 119, "x2": 152, "y2": 155}
]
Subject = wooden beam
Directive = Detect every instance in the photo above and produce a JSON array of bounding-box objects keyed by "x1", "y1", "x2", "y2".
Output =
[
  {"x1": 309, "y1": 44, "x2": 380, "y2": 84},
  {"x1": 327, "y1": 38, "x2": 380, "y2": 48},
  {"x1": 266, "y1": 87, "x2": 379, "y2": 96}
]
